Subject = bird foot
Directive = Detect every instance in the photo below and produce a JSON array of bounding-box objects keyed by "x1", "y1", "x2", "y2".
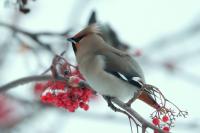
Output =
[
  {"x1": 103, "y1": 96, "x2": 118, "y2": 112},
  {"x1": 125, "y1": 93, "x2": 138, "y2": 107}
]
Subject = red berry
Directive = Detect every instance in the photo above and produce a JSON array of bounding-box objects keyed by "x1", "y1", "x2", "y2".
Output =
[
  {"x1": 152, "y1": 118, "x2": 160, "y2": 125},
  {"x1": 79, "y1": 102, "x2": 89, "y2": 110},
  {"x1": 154, "y1": 130, "x2": 159, "y2": 133},
  {"x1": 50, "y1": 81, "x2": 66, "y2": 90},
  {"x1": 72, "y1": 88, "x2": 83, "y2": 96},
  {"x1": 65, "y1": 100, "x2": 72, "y2": 106},
  {"x1": 162, "y1": 115, "x2": 169, "y2": 122},
  {"x1": 68, "y1": 107, "x2": 75, "y2": 112},
  {"x1": 81, "y1": 95, "x2": 89, "y2": 102},
  {"x1": 163, "y1": 126, "x2": 170, "y2": 132},
  {"x1": 72, "y1": 101, "x2": 79, "y2": 109},
  {"x1": 79, "y1": 102, "x2": 85, "y2": 108},
  {"x1": 83, "y1": 104, "x2": 89, "y2": 111},
  {"x1": 34, "y1": 83, "x2": 46, "y2": 94}
]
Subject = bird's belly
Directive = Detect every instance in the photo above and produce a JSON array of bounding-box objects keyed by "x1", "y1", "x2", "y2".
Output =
[{"x1": 83, "y1": 70, "x2": 138, "y2": 101}]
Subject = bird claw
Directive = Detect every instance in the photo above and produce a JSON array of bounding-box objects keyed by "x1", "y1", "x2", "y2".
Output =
[{"x1": 103, "y1": 96, "x2": 117, "y2": 112}]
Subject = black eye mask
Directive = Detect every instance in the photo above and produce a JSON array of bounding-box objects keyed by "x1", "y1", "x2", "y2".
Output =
[
  {"x1": 68, "y1": 35, "x2": 85, "y2": 54},
  {"x1": 67, "y1": 35, "x2": 85, "y2": 44}
]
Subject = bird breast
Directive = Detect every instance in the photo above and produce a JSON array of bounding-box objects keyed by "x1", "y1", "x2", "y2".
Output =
[{"x1": 78, "y1": 55, "x2": 139, "y2": 101}]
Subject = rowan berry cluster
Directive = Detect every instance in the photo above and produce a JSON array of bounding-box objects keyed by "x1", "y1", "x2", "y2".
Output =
[
  {"x1": 152, "y1": 115, "x2": 170, "y2": 133},
  {"x1": 34, "y1": 70, "x2": 94, "y2": 112}
]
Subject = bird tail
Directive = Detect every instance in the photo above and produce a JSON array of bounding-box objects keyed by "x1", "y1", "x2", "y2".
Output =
[{"x1": 137, "y1": 91, "x2": 161, "y2": 110}]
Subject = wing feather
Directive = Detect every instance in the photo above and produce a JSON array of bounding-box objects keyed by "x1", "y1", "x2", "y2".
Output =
[{"x1": 97, "y1": 49, "x2": 144, "y2": 88}]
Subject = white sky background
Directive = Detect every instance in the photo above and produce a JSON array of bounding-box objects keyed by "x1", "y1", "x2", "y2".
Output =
[{"x1": 0, "y1": 0, "x2": 200, "y2": 133}]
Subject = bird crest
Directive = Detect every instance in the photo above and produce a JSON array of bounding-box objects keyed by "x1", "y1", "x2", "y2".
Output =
[{"x1": 73, "y1": 24, "x2": 102, "y2": 39}]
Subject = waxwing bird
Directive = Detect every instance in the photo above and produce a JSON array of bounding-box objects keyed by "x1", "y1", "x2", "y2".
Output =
[{"x1": 67, "y1": 25, "x2": 160, "y2": 109}]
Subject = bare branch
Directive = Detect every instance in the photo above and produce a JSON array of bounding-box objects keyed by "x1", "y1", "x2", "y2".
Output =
[
  {"x1": 0, "y1": 22, "x2": 70, "y2": 54},
  {"x1": 0, "y1": 75, "x2": 52, "y2": 92},
  {"x1": 111, "y1": 98, "x2": 167, "y2": 133}
]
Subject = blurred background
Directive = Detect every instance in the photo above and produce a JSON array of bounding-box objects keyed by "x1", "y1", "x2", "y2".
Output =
[{"x1": 0, "y1": 0, "x2": 200, "y2": 133}]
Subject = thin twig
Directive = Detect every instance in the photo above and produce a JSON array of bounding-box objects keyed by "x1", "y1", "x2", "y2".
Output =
[
  {"x1": 0, "y1": 22, "x2": 54, "y2": 53},
  {"x1": 128, "y1": 116, "x2": 134, "y2": 133},
  {"x1": 41, "y1": 50, "x2": 68, "y2": 75}
]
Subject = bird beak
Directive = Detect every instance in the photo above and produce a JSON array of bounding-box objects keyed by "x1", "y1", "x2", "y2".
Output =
[{"x1": 67, "y1": 38, "x2": 77, "y2": 44}]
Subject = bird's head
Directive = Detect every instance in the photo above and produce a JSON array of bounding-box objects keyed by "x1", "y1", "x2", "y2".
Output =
[{"x1": 67, "y1": 24, "x2": 102, "y2": 54}]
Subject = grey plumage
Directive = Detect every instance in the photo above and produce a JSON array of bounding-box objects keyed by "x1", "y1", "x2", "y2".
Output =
[
  {"x1": 68, "y1": 25, "x2": 162, "y2": 109},
  {"x1": 75, "y1": 33, "x2": 145, "y2": 101}
]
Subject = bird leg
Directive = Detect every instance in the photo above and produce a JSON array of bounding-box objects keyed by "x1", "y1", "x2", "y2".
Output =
[
  {"x1": 103, "y1": 96, "x2": 118, "y2": 112},
  {"x1": 103, "y1": 96, "x2": 132, "y2": 116},
  {"x1": 125, "y1": 93, "x2": 139, "y2": 107},
  {"x1": 126, "y1": 84, "x2": 147, "y2": 107}
]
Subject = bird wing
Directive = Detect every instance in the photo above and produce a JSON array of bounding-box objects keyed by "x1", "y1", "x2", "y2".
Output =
[
  {"x1": 96, "y1": 48, "x2": 145, "y2": 87},
  {"x1": 97, "y1": 49, "x2": 161, "y2": 109}
]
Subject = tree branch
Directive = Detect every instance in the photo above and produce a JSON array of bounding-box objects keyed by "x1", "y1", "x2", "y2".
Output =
[
  {"x1": 0, "y1": 75, "x2": 52, "y2": 92},
  {"x1": 111, "y1": 98, "x2": 167, "y2": 133},
  {"x1": 0, "y1": 22, "x2": 70, "y2": 54}
]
